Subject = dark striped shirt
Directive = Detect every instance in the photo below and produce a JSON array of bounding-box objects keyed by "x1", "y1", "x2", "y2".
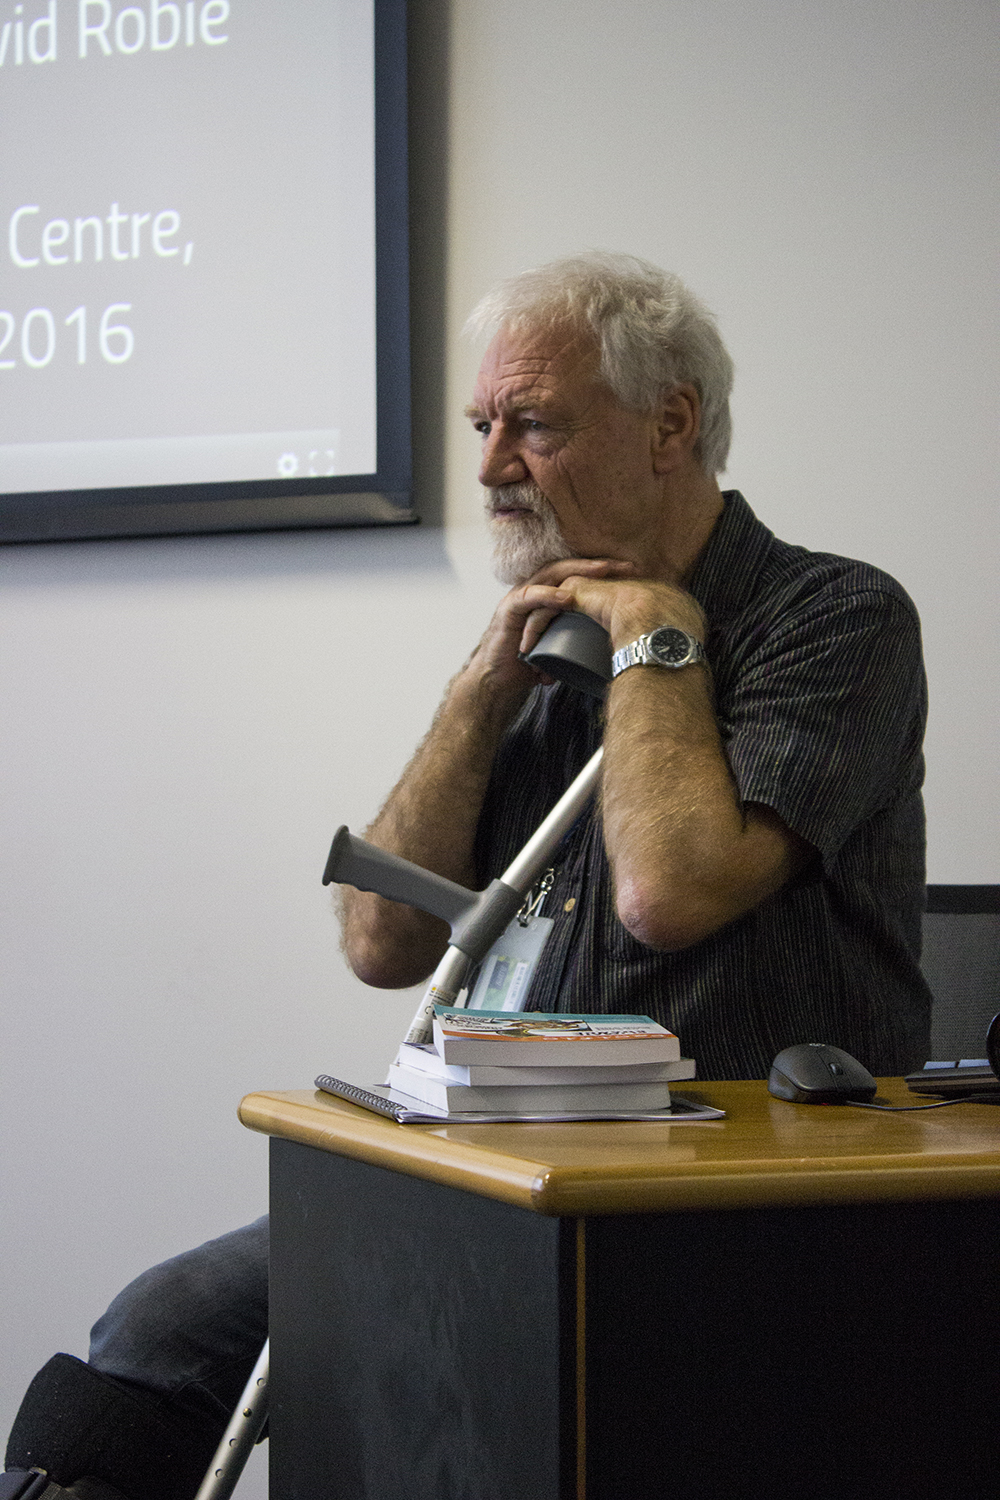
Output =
[{"x1": 473, "y1": 492, "x2": 931, "y2": 1080}]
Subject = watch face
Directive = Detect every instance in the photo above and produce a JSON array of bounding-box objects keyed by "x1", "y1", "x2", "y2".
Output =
[{"x1": 648, "y1": 626, "x2": 692, "y2": 664}]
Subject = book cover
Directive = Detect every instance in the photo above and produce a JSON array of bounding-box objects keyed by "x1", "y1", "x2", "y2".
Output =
[
  {"x1": 396, "y1": 1042, "x2": 695, "y2": 1088},
  {"x1": 387, "y1": 1062, "x2": 674, "y2": 1114},
  {"x1": 432, "y1": 1008, "x2": 681, "y2": 1066}
]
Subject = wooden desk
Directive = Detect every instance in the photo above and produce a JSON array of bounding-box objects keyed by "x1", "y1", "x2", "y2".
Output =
[{"x1": 241, "y1": 1082, "x2": 1000, "y2": 1500}]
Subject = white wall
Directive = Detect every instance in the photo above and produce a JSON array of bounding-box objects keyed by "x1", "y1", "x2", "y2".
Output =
[{"x1": 2, "y1": 2, "x2": 996, "y2": 1492}]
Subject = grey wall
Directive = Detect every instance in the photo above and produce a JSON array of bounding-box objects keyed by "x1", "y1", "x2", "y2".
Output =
[{"x1": 2, "y1": 4, "x2": 996, "y2": 1493}]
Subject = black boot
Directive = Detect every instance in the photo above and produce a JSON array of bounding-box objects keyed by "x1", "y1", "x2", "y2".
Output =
[
  {"x1": 5, "y1": 1355, "x2": 223, "y2": 1500},
  {"x1": 0, "y1": 1473, "x2": 128, "y2": 1500},
  {"x1": 0, "y1": 1473, "x2": 64, "y2": 1500}
]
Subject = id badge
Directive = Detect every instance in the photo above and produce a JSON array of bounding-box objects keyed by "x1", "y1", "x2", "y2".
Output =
[{"x1": 466, "y1": 913, "x2": 555, "y2": 1012}]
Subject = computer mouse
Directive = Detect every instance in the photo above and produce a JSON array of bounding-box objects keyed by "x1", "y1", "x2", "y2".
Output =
[{"x1": 768, "y1": 1042, "x2": 877, "y2": 1103}]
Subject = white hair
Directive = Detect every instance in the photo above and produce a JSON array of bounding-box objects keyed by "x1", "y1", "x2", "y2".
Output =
[
  {"x1": 466, "y1": 251, "x2": 734, "y2": 475},
  {"x1": 484, "y1": 480, "x2": 574, "y2": 585}
]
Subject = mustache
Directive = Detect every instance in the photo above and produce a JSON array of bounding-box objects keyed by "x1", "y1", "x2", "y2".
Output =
[{"x1": 484, "y1": 481, "x2": 549, "y2": 519}]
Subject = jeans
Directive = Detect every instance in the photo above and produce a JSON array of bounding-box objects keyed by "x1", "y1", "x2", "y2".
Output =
[{"x1": 87, "y1": 1216, "x2": 269, "y2": 1428}]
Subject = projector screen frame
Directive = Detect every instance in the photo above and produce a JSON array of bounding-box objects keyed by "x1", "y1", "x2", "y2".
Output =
[{"x1": 0, "y1": 0, "x2": 413, "y2": 546}]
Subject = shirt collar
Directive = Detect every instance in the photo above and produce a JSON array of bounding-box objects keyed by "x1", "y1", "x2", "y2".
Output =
[{"x1": 688, "y1": 491, "x2": 775, "y2": 627}]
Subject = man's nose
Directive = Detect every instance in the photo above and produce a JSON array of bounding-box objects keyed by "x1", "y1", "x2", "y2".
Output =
[{"x1": 478, "y1": 429, "x2": 528, "y2": 488}]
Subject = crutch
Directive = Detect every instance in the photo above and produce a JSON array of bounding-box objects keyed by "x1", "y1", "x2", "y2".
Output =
[
  {"x1": 194, "y1": 612, "x2": 610, "y2": 1496},
  {"x1": 193, "y1": 1343, "x2": 269, "y2": 1500}
]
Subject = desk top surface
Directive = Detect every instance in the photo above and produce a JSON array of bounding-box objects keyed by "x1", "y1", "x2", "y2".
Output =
[{"x1": 239, "y1": 1080, "x2": 1000, "y2": 1216}]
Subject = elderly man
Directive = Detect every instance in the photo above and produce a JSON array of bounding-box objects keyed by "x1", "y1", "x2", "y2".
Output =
[
  {"x1": 343, "y1": 252, "x2": 930, "y2": 1079},
  {"x1": 4, "y1": 254, "x2": 930, "y2": 1500}
]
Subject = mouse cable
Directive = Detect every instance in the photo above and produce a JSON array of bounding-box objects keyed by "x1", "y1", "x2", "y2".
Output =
[{"x1": 843, "y1": 1092, "x2": 1000, "y2": 1112}]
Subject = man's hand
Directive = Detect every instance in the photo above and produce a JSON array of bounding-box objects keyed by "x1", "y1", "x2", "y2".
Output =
[
  {"x1": 467, "y1": 557, "x2": 637, "y2": 694},
  {"x1": 527, "y1": 571, "x2": 707, "y2": 653}
]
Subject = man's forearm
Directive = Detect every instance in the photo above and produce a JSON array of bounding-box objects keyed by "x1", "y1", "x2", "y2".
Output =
[
  {"x1": 601, "y1": 663, "x2": 807, "y2": 948},
  {"x1": 339, "y1": 558, "x2": 635, "y2": 988},
  {"x1": 542, "y1": 572, "x2": 808, "y2": 949},
  {"x1": 339, "y1": 661, "x2": 532, "y2": 988}
]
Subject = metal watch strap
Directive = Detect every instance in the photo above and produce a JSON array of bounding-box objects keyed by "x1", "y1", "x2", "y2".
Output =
[{"x1": 611, "y1": 627, "x2": 705, "y2": 677}]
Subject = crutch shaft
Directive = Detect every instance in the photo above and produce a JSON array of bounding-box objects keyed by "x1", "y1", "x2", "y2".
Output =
[{"x1": 193, "y1": 1340, "x2": 269, "y2": 1500}]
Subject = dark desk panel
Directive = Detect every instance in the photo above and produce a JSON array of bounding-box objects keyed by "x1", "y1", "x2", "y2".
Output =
[{"x1": 247, "y1": 1083, "x2": 1000, "y2": 1499}]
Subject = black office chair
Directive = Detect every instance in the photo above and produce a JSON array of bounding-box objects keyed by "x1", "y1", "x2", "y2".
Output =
[{"x1": 922, "y1": 886, "x2": 1000, "y2": 1060}]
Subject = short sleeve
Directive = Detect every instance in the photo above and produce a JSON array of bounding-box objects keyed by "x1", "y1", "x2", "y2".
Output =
[{"x1": 718, "y1": 584, "x2": 926, "y2": 863}]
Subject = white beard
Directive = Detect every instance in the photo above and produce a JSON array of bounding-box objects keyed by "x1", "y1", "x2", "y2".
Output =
[{"x1": 485, "y1": 482, "x2": 574, "y2": 585}]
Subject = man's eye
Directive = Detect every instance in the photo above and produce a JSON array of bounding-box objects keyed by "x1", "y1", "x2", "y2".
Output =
[
  {"x1": 525, "y1": 420, "x2": 545, "y2": 432},
  {"x1": 473, "y1": 420, "x2": 491, "y2": 436}
]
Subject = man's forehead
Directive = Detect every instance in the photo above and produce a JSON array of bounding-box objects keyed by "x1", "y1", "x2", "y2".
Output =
[{"x1": 470, "y1": 324, "x2": 601, "y2": 413}]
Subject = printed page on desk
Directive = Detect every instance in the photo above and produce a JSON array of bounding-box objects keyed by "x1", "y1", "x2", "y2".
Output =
[{"x1": 1, "y1": 0, "x2": 376, "y2": 492}]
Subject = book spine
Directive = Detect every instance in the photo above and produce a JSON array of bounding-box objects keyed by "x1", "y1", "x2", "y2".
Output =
[
  {"x1": 387, "y1": 1065, "x2": 673, "y2": 1113},
  {"x1": 434, "y1": 1037, "x2": 681, "y2": 1067},
  {"x1": 396, "y1": 1045, "x2": 694, "y2": 1086}
]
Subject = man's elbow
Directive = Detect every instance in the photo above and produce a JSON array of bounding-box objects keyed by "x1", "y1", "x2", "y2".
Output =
[
  {"x1": 615, "y1": 879, "x2": 729, "y2": 952},
  {"x1": 340, "y1": 905, "x2": 449, "y2": 990},
  {"x1": 341, "y1": 935, "x2": 422, "y2": 990},
  {"x1": 345, "y1": 942, "x2": 415, "y2": 990}
]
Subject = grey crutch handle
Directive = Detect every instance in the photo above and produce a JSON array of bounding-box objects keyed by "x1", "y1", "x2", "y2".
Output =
[
  {"x1": 323, "y1": 828, "x2": 523, "y2": 960},
  {"x1": 323, "y1": 827, "x2": 474, "y2": 925}
]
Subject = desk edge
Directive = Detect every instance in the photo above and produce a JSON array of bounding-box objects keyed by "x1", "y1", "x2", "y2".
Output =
[{"x1": 240, "y1": 1090, "x2": 1000, "y2": 1216}]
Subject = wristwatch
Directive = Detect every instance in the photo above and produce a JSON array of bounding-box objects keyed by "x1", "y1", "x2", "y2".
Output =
[{"x1": 611, "y1": 625, "x2": 706, "y2": 678}]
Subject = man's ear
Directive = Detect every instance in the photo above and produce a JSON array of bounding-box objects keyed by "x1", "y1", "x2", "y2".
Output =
[{"x1": 651, "y1": 384, "x2": 702, "y2": 473}]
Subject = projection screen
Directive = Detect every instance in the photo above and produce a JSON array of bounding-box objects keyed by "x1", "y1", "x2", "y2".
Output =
[{"x1": 0, "y1": 0, "x2": 412, "y2": 542}]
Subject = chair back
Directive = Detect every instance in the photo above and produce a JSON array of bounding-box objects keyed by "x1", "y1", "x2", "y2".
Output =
[{"x1": 923, "y1": 886, "x2": 1000, "y2": 1060}]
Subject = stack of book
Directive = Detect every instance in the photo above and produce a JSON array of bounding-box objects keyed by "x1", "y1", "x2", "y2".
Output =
[{"x1": 385, "y1": 1006, "x2": 695, "y2": 1119}]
